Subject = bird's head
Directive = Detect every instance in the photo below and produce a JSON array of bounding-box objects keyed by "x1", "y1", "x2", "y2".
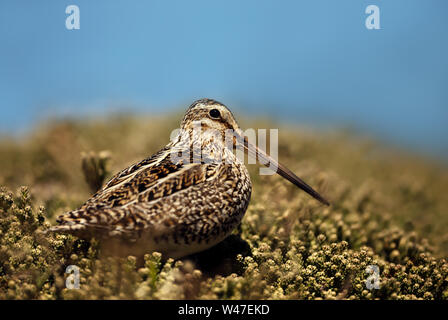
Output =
[
  {"x1": 180, "y1": 98, "x2": 241, "y2": 133},
  {"x1": 178, "y1": 98, "x2": 330, "y2": 206}
]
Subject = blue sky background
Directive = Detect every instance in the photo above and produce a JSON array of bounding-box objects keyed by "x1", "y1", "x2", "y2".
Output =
[{"x1": 0, "y1": 1, "x2": 447, "y2": 159}]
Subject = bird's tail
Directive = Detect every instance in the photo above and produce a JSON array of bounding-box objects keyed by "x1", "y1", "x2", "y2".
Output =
[
  {"x1": 41, "y1": 209, "x2": 89, "y2": 235},
  {"x1": 42, "y1": 223, "x2": 87, "y2": 235}
]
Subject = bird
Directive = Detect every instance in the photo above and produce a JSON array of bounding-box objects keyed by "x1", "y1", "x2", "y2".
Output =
[{"x1": 46, "y1": 98, "x2": 329, "y2": 259}]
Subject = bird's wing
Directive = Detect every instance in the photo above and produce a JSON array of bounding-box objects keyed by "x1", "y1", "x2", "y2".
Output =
[
  {"x1": 52, "y1": 148, "x2": 225, "y2": 238},
  {"x1": 97, "y1": 145, "x2": 172, "y2": 192}
]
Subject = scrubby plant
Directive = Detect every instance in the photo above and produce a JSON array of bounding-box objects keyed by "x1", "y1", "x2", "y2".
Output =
[{"x1": 0, "y1": 114, "x2": 447, "y2": 299}]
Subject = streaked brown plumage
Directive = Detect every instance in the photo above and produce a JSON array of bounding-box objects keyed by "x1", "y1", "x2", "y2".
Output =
[{"x1": 47, "y1": 99, "x2": 329, "y2": 258}]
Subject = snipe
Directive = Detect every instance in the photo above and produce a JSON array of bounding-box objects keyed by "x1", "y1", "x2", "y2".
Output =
[{"x1": 47, "y1": 99, "x2": 329, "y2": 258}]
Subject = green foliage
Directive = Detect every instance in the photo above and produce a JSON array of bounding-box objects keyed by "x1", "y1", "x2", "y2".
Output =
[{"x1": 0, "y1": 114, "x2": 447, "y2": 299}]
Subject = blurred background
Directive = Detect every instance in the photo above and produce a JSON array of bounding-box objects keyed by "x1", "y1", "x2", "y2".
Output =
[{"x1": 0, "y1": 0, "x2": 447, "y2": 160}]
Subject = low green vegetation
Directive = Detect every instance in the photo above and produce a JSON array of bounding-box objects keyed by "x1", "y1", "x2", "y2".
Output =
[{"x1": 0, "y1": 113, "x2": 447, "y2": 299}]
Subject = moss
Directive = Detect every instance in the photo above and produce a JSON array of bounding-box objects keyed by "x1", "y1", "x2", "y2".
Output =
[{"x1": 0, "y1": 114, "x2": 447, "y2": 299}]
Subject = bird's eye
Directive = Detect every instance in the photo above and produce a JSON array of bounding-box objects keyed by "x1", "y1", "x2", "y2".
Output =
[{"x1": 209, "y1": 109, "x2": 221, "y2": 119}]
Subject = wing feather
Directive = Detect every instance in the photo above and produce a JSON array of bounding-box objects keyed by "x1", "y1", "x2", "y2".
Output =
[{"x1": 53, "y1": 149, "x2": 222, "y2": 238}]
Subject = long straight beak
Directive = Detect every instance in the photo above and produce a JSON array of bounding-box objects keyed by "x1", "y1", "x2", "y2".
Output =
[{"x1": 236, "y1": 133, "x2": 330, "y2": 206}]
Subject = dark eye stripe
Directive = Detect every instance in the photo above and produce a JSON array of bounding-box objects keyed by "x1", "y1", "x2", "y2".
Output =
[{"x1": 209, "y1": 109, "x2": 221, "y2": 118}]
